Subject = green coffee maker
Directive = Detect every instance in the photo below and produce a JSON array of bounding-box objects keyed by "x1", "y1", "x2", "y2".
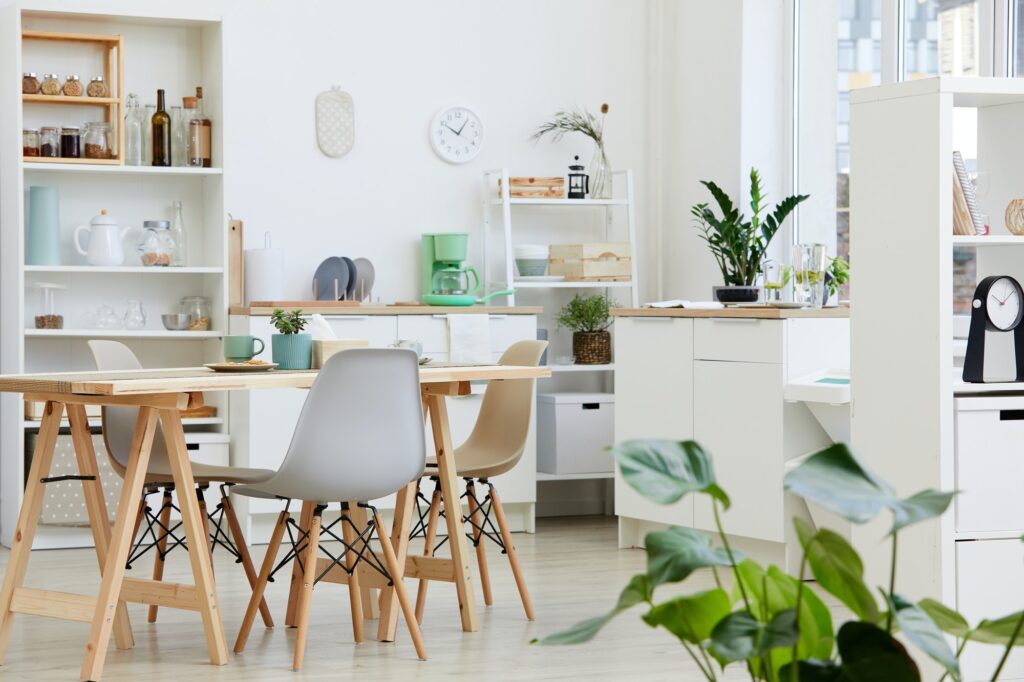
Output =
[{"x1": 421, "y1": 233, "x2": 514, "y2": 306}]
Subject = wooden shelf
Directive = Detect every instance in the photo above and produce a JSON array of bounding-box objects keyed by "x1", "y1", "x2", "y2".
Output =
[
  {"x1": 25, "y1": 265, "x2": 223, "y2": 274},
  {"x1": 22, "y1": 29, "x2": 122, "y2": 44},
  {"x1": 23, "y1": 162, "x2": 222, "y2": 175},
  {"x1": 26, "y1": 329, "x2": 221, "y2": 339},
  {"x1": 490, "y1": 197, "x2": 628, "y2": 206},
  {"x1": 23, "y1": 94, "x2": 119, "y2": 105},
  {"x1": 952, "y1": 235, "x2": 1024, "y2": 246},
  {"x1": 514, "y1": 280, "x2": 633, "y2": 289},
  {"x1": 25, "y1": 156, "x2": 120, "y2": 166}
]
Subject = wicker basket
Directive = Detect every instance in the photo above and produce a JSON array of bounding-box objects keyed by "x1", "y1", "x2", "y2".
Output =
[{"x1": 573, "y1": 331, "x2": 611, "y2": 365}]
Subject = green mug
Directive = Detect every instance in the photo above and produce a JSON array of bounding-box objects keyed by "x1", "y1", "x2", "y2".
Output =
[{"x1": 224, "y1": 335, "x2": 265, "y2": 362}]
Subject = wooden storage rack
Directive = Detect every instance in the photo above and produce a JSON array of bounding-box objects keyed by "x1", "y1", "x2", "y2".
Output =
[{"x1": 21, "y1": 29, "x2": 124, "y2": 165}]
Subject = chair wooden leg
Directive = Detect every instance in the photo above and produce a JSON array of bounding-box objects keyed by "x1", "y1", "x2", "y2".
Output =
[
  {"x1": 285, "y1": 500, "x2": 314, "y2": 627},
  {"x1": 466, "y1": 480, "x2": 493, "y2": 607},
  {"x1": 235, "y1": 509, "x2": 288, "y2": 653},
  {"x1": 293, "y1": 509, "x2": 322, "y2": 671},
  {"x1": 341, "y1": 505, "x2": 363, "y2": 643},
  {"x1": 348, "y1": 504, "x2": 379, "y2": 620},
  {"x1": 488, "y1": 484, "x2": 535, "y2": 620},
  {"x1": 374, "y1": 512, "x2": 427, "y2": 661},
  {"x1": 148, "y1": 487, "x2": 173, "y2": 623},
  {"x1": 414, "y1": 483, "x2": 442, "y2": 624},
  {"x1": 222, "y1": 492, "x2": 274, "y2": 628}
]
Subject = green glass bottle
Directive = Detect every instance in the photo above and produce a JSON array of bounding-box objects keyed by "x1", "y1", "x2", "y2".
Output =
[{"x1": 151, "y1": 88, "x2": 171, "y2": 167}]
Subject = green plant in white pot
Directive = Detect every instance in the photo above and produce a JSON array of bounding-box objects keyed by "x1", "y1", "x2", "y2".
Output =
[
  {"x1": 270, "y1": 308, "x2": 311, "y2": 370},
  {"x1": 693, "y1": 168, "x2": 808, "y2": 303}
]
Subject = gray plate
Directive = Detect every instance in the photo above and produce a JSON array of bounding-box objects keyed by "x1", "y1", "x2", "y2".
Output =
[
  {"x1": 312, "y1": 256, "x2": 350, "y2": 300},
  {"x1": 352, "y1": 257, "x2": 375, "y2": 301},
  {"x1": 340, "y1": 256, "x2": 358, "y2": 300}
]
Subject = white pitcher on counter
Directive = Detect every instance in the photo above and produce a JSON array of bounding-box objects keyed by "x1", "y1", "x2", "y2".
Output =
[{"x1": 73, "y1": 210, "x2": 130, "y2": 266}]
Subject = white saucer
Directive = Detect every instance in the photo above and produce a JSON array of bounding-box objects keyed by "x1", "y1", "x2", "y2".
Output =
[{"x1": 516, "y1": 275, "x2": 565, "y2": 282}]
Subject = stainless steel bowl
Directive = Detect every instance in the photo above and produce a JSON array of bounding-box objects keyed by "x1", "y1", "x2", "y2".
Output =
[{"x1": 161, "y1": 313, "x2": 190, "y2": 331}]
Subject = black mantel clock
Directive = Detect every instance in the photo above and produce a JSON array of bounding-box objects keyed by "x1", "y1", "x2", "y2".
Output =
[{"x1": 963, "y1": 275, "x2": 1024, "y2": 383}]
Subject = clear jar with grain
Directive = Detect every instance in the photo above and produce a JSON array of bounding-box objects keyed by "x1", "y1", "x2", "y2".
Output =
[
  {"x1": 83, "y1": 122, "x2": 111, "y2": 159},
  {"x1": 22, "y1": 72, "x2": 39, "y2": 94},
  {"x1": 39, "y1": 127, "x2": 58, "y2": 158},
  {"x1": 62, "y1": 74, "x2": 82, "y2": 97},
  {"x1": 86, "y1": 76, "x2": 107, "y2": 98},
  {"x1": 23, "y1": 129, "x2": 40, "y2": 158},
  {"x1": 180, "y1": 296, "x2": 211, "y2": 331},
  {"x1": 40, "y1": 73, "x2": 60, "y2": 96}
]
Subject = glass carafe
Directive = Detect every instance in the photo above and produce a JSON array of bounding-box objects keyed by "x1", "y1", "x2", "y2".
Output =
[
  {"x1": 432, "y1": 266, "x2": 479, "y2": 295},
  {"x1": 123, "y1": 300, "x2": 147, "y2": 330}
]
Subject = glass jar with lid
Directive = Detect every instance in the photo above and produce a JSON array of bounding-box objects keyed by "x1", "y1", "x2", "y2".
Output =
[
  {"x1": 60, "y1": 127, "x2": 80, "y2": 158},
  {"x1": 34, "y1": 282, "x2": 66, "y2": 329},
  {"x1": 40, "y1": 73, "x2": 60, "y2": 96},
  {"x1": 22, "y1": 72, "x2": 39, "y2": 94},
  {"x1": 83, "y1": 122, "x2": 111, "y2": 159},
  {"x1": 39, "y1": 127, "x2": 58, "y2": 157},
  {"x1": 137, "y1": 220, "x2": 175, "y2": 266},
  {"x1": 23, "y1": 129, "x2": 40, "y2": 158},
  {"x1": 62, "y1": 74, "x2": 82, "y2": 97},
  {"x1": 180, "y1": 296, "x2": 211, "y2": 331},
  {"x1": 86, "y1": 75, "x2": 108, "y2": 98}
]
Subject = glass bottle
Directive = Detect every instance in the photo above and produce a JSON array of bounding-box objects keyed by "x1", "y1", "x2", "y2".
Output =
[
  {"x1": 124, "y1": 94, "x2": 142, "y2": 166},
  {"x1": 123, "y1": 300, "x2": 147, "y2": 330},
  {"x1": 188, "y1": 86, "x2": 212, "y2": 167},
  {"x1": 182, "y1": 96, "x2": 198, "y2": 165},
  {"x1": 170, "y1": 106, "x2": 186, "y2": 167},
  {"x1": 170, "y1": 200, "x2": 187, "y2": 266},
  {"x1": 151, "y1": 89, "x2": 171, "y2": 167},
  {"x1": 142, "y1": 103, "x2": 155, "y2": 166}
]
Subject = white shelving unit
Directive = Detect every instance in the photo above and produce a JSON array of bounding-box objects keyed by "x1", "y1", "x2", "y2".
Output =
[
  {"x1": 483, "y1": 168, "x2": 637, "y2": 487},
  {"x1": 851, "y1": 76, "x2": 1024, "y2": 679},
  {"x1": 0, "y1": 7, "x2": 227, "y2": 549}
]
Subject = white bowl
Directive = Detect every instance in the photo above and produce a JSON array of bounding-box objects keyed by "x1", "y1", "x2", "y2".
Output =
[{"x1": 514, "y1": 244, "x2": 549, "y2": 259}]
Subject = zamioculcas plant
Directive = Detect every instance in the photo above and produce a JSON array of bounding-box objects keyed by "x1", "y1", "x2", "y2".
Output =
[{"x1": 536, "y1": 439, "x2": 1024, "y2": 681}]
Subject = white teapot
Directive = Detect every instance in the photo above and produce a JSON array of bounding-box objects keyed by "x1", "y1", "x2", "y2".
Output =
[{"x1": 74, "y1": 210, "x2": 130, "y2": 266}]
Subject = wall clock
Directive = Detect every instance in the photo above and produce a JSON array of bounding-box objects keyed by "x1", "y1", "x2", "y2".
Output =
[
  {"x1": 430, "y1": 105, "x2": 483, "y2": 164},
  {"x1": 963, "y1": 275, "x2": 1024, "y2": 382}
]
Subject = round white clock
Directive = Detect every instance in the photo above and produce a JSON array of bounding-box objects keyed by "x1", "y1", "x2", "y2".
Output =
[{"x1": 430, "y1": 106, "x2": 483, "y2": 164}]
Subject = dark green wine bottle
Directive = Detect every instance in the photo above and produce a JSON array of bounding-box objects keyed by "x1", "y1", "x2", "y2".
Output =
[{"x1": 151, "y1": 88, "x2": 171, "y2": 167}]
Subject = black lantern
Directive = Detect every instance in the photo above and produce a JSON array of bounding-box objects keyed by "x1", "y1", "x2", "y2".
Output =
[{"x1": 567, "y1": 155, "x2": 589, "y2": 199}]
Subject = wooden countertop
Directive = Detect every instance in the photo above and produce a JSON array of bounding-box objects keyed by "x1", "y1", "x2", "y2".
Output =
[
  {"x1": 230, "y1": 305, "x2": 543, "y2": 316},
  {"x1": 611, "y1": 306, "x2": 850, "y2": 319}
]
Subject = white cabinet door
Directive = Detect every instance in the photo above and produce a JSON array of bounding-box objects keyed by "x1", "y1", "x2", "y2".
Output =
[
  {"x1": 694, "y1": 319, "x2": 784, "y2": 364},
  {"x1": 324, "y1": 315, "x2": 398, "y2": 347},
  {"x1": 614, "y1": 317, "x2": 694, "y2": 526},
  {"x1": 958, "y1": 539, "x2": 1024, "y2": 681},
  {"x1": 955, "y1": 397, "x2": 1024, "y2": 535},
  {"x1": 693, "y1": 360, "x2": 784, "y2": 542}
]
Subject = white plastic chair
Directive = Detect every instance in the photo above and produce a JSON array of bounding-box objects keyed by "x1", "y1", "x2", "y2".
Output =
[
  {"x1": 232, "y1": 348, "x2": 428, "y2": 669},
  {"x1": 88, "y1": 340, "x2": 274, "y2": 626}
]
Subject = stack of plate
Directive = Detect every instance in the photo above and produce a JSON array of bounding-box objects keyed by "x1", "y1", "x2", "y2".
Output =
[{"x1": 312, "y1": 256, "x2": 376, "y2": 301}]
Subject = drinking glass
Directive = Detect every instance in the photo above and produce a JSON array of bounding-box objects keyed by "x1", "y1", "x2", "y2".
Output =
[
  {"x1": 792, "y1": 244, "x2": 827, "y2": 308},
  {"x1": 762, "y1": 260, "x2": 785, "y2": 302}
]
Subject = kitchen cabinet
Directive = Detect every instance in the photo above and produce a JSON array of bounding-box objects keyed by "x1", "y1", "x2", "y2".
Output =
[{"x1": 229, "y1": 308, "x2": 539, "y2": 539}]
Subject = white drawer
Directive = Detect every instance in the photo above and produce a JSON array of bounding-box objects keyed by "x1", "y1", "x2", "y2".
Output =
[
  {"x1": 955, "y1": 396, "x2": 1024, "y2": 535},
  {"x1": 957, "y1": 539, "x2": 1024, "y2": 681},
  {"x1": 490, "y1": 315, "x2": 536, "y2": 355},
  {"x1": 323, "y1": 315, "x2": 398, "y2": 347},
  {"x1": 397, "y1": 315, "x2": 448, "y2": 353},
  {"x1": 694, "y1": 318, "x2": 783, "y2": 363}
]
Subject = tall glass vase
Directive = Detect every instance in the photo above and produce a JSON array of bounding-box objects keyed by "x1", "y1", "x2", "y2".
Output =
[{"x1": 590, "y1": 144, "x2": 612, "y2": 199}]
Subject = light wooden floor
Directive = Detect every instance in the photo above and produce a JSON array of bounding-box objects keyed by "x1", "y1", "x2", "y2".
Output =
[{"x1": 0, "y1": 516, "x2": 754, "y2": 681}]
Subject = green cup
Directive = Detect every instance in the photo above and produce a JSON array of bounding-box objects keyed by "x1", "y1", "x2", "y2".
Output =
[{"x1": 224, "y1": 335, "x2": 265, "y2": 362}]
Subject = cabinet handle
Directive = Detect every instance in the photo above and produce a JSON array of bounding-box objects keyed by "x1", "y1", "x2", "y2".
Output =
[
  {"x1": 710, "y1": 318, "x2": 761, "y2": 324},
  {"x1": 488, "y1": 314, "x2": 508, "y2": 319},
  {"x1": 1000, "y1": 410, "x2": 1024, "y2": 421},
  {"x1": 632, "y1": 317, "x2": 674, "y2": 322},
  {"x1": 432, "y1": 314, "x2": 448, "y2": 319},
  {"x1": 325, "y1": 315, "x2": 369, "y2": 321}
]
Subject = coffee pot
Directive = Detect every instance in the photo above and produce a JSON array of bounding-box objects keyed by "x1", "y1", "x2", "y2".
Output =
[
  {"x1": 73, "y1": 210, "x2": 130, "y2": 266},
  {"x1": 431, "y1": 266, "x2": 479, "y2": 295}
]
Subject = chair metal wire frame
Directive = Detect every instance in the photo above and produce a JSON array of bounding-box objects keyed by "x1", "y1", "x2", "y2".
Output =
[
  {"x1": 410, "y1": 477, "x2": 507, "y2": 556},
  {"x1": 126, "y1": 483, "x2": 243, "y2": 570}
]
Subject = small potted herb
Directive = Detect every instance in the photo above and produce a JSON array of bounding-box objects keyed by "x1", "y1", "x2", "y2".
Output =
[
  {"x1": 825, "y1": 255, "x2": 850, "y2": 305},
  {"x1": 270, "y1": 308, "x2": 312, "y2": 370},
  {"x1": 557, "y1": 294, "x2": 614, "y2": 365}
]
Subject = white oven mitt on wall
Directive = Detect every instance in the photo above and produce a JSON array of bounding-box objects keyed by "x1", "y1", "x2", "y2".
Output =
[{"x1": 315, "y1": 87, "x2": 355, "y2": 158}]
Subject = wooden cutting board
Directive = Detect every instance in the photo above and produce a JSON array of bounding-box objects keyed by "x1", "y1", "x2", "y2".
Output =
[{"x1": 228, "y1": 218, "x2": 244, "y2": 305}]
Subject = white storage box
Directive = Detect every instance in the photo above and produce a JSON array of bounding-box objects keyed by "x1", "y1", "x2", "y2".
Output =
[
  {"x1": 537, "y1": 392, "x2": 614, "y2": 474},
  {"x1": 954, "y1": 396, "x2": 1024, "y2": 535}
]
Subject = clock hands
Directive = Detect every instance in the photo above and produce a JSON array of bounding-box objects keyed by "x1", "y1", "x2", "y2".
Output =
[
  {"x1": 442, "y1": 122, "x2": 460, "y2": 135},
  {"x1": 455, "y1": 117, "x2": 470, "y2": 136}
]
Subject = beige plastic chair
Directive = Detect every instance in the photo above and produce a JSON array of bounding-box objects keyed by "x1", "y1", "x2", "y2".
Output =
[
  {"x1": 413, "y1": 339, "x2": 546, "y2": 623},
  {"x1": 88, "y1": 340, "x2": 274, "y2": 627}
]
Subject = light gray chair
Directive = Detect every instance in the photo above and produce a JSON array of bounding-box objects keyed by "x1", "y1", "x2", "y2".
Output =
[
  {"x1": 412, "y1": 339, "x2": 546, "y2": 623},
  {"x1": 88, "y1": 340, "x2": 274, "y2": 626},
  {"x1": 233, "y1": 348, "x2": 427, "y2": 670}
]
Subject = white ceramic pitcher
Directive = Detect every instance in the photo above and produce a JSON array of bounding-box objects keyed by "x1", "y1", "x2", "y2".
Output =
[{"x1": 74, "y1": 210, "x2": 129, "y2": 266}]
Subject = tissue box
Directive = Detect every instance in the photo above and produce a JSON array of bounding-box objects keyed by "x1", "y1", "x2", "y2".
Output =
[{"x1": 312, "y1": 339, "x2": 369, "y2": 368}]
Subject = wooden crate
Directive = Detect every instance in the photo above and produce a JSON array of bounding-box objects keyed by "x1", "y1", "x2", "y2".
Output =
[
  {"x1": 549, "y1": 243, "x2": 631, "y2": 281},
  {"x1": 499, "y1": 176, "x2": 565, "y2": 199}
]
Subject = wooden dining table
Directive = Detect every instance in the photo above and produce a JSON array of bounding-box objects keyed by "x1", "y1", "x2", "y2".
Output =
[{"x1": 0, "y1": 362, "x2": 549, "y2": 681}]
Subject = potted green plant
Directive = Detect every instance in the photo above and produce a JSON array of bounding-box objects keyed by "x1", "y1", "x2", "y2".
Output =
[
  {"x1": 270, "y1": 308, "x2": 311, "y2": 370},
  {"x1": 536, "y1": 438, "x2": 1024, "y2": 681},
  {"x1": 557, "y1": 294, "x2": 613, "y2": 365},
  {"x1": 825, "y1": 255, "x2": 849, "y2": 305},
  {"x1": 693, "y1": 168, "x2": 809, "y2": 303}
]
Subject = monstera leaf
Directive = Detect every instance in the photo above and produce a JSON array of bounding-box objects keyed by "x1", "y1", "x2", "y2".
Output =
[{"x1": 613, "y1": 440, "x2": 729, "y2": 508}]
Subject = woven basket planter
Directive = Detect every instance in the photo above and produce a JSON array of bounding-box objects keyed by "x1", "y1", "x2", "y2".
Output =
[{"x1": 573, "y1": 331, "x2": 611, "y2": 365}]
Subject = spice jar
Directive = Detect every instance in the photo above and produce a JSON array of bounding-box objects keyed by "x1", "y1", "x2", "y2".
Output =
[
  {"x1": 137, "y1": 220, "x2": 175, "y2": 266},
  {"x1": 34, "y1": 282, "x2": 66, "y2": 330},
  {"x1": 60, "y1": 127, "x2": 80, "y2": 158},
  {"x1": 39, "y1": 127, "x2": 59, "y2": 158},
  {"x1": 83, "y1": 122, "x2": 111, "y2": 159},
  {"x1": 180, "y1": 296, "x2": 211, "y2": 331},
  {"x1": 22, "y1": 72, "x2": 39, "y2": 95},
  {"x1": 23, "y1": 129, "x2": 40, "y2": 158},
  {"x1": 62, "y1": 74, "x2": 82, "y2": 97},
  {"x1": 86, "y1": 75, "x2": 107, "y2": 98},
  {"x1": 40, "y1": 73, "x2": 60, "y2": 96}
]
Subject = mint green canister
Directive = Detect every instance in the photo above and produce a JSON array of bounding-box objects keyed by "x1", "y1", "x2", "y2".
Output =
[{"x1": 26, "y1": 186, "x2": 60, "y2": 265}]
